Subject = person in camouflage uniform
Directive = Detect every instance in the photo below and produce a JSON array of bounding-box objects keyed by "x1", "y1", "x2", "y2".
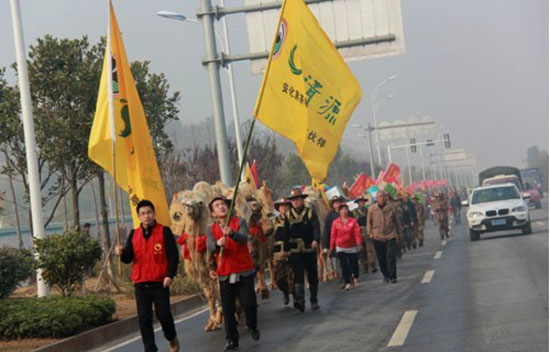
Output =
[
  {"x1": 433, "y1": 193, "x2": 449, "y2": 239},
  {"x1": 272, "y1": 198, "x2": 295, "y2": 306},
  {"x1": 413, "y1": 195, "x2": 426, "y2": 247},
  {"x1": 388, "y1": 193, "x2": 405, "y2": 258},
  {"x1": 352, "y1": 197, "x2": 377, "y2": 274}
]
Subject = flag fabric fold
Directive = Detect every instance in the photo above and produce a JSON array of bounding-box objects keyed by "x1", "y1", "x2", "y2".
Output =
[
  {"x1": 253, "y1": 0, "x2": 362, "y2": 183},
  {"x1": 88, "y1": 0, "x2": 170, "y2": 227}
]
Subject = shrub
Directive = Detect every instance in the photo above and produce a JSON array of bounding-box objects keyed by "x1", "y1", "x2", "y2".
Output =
[
  {"x1": 33, "y1": 230, "x2": 102, "y2": 296},
  {"x1": 0, "y1": 247, "x2": 34, "y2": 299},
  {"x1": 0, "y1": 295, "x2": 116, "y2": 339}
]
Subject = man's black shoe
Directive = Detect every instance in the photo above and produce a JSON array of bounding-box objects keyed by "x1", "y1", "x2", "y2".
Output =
[
  {"x1": 371, "y1": 268, "x2": 378, "y2": 273},
  {"x1": 224, "y1": 340, "x2": 239, "y2": 351},
  {"x1": 383, "y1": 277, "x2": 390, "y2": 283},
  {"x1": 250, "y1": 329, "x2": 260, "y2": 341},
  {"x1": 283, "y1": 293, "x2": 290, "y2": 306},
  {"x1": 311, "y1": 301, "x2": 320, "y2": 310},
  {"x1": 391, "y1": 278, "x2": 398, "y2": 284},
  {"x1": 294, "y1": 302, "x2": 305, "y2": 312}
]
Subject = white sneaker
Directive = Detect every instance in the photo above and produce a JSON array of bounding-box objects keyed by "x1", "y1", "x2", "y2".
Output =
[{"x1": 344, "y1": 283, "x2": 351, "y2": 291}]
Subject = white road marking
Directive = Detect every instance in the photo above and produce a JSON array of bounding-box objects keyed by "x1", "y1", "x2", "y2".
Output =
[
  {"x1": 434, "y1": 251, "x2": 442, "y2": 259},
  {"x1": 421, "y1": 270, "x2": 435, "y2": 284},
  {"x1": 102, "y1": 306, "x2": 210, "y2": 351},
  {"x1": 535, "y1": 221, "x2": 544, "y2": 226},
  {"x1": 387, "y1": 310, "x2": 418, "y2": 347},
  {"x1": 441, "y1": 240, "x2": 447, "y2": 246}
]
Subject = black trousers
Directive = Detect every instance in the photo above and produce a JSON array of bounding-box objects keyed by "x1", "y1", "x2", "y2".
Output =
[
  {"x1": 135, "y1": 284, "x2": 177, "y2": 352},
  {"x1": 373, "y1": 239, "x2": 397, "y2": 280},
  {"x1": 337, "y1": 252, "x2": 359, "y2": 284},
  {"x1": 290, "y1": 252, "x2": 319, "y2": 304},
  {"x1": 219, "y1": 274, "x2": 258, "y2": 342}
]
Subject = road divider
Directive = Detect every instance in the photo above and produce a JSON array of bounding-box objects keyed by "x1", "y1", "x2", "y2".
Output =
[
  {"x1": 388, "y1": 310, "x2": 418, "y2": 347},
  {"x1": 421, "y1": 270, "x2": 435, "y2": 284}
]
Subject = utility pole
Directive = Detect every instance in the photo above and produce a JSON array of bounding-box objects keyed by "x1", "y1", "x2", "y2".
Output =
[
  {"x1": 197, "y1": 0, "x2": 232, "y2": 185},
  {"x1": 10, "y1": 0, "x2": 49, "y2": 297}
]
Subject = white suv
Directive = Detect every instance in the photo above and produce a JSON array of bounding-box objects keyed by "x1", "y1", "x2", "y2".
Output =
[{"x1": 465, "y1": 183, "x2": 531, "y2": 241}]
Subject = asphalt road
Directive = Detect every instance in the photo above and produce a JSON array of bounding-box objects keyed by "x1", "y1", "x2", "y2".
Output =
[{"x1": 99, "y1": 204, "x2": 549, "y2": 352}]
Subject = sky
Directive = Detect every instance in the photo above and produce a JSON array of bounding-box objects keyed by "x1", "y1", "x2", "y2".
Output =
[{"x1": 0, "y1": 0, "x2": 548, "y2": 173}]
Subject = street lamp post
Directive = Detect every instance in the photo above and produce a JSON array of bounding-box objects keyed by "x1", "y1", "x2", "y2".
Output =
[{"x1": 371, "y1": 75, "x2": 396, "y2": 166}]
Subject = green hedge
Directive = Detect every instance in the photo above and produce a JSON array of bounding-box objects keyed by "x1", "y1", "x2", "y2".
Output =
[{"x1": 0, "y1": 295, "x2": 116, "y2": 339}]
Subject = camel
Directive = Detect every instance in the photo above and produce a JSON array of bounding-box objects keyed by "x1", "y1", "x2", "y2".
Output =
[
  {"x1": 235, "y1": 181, "x2": 276, "y2": 298},
  {"x1": 169, "y1": 184, "x2": 222, "y2": 332},
  {"x1": 170, "y1": 180, "x2": 277, "y2": 331}
]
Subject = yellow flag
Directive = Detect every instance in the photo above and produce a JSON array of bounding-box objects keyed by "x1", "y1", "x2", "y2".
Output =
[
  {"x1": 88, "y1": 1, "x2": 170, "y2": 227},
  {"x1": 253, "y1": 0, "x2": 362, "y2": 183}
]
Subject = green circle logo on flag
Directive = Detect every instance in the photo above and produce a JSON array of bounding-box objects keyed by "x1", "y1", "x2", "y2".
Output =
[{"x1": 272, "y1": 19, "x2": 288, "y2": 59}]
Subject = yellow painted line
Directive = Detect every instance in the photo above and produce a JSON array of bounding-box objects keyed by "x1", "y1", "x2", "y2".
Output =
[
  {"x1": 388, "y1": 310, "x2": 418, "y2": 347},
  {"x1": 421, "y1": 270, "x2": 435, "y2": 284},
  {"x1": 434, "y1": 251, "x2": 442, "y2": 259}
]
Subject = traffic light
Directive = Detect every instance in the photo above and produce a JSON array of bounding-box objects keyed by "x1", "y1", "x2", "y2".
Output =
[
  {"x1": 410, "y1": 138, "x2": 417, "y2": 153},
  {"x1": 444, "y1": 133, "x2": 451, "y2": 148}
]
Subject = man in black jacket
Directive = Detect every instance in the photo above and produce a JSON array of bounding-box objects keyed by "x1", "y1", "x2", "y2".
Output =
[
  {"x1": 115, "y1": 200, "x2": 180, "y2": 352},
  {"x1": 288, "y1": 188, "x2": 321, "y2": 311}
]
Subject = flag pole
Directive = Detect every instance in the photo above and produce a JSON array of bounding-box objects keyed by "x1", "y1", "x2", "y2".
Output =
[
  {"x1": 106, "y1": 0, "x2": 122, "y2": 278},
  {"x1": 219, "y1": 118, "x2": 257, "y2": 260}
]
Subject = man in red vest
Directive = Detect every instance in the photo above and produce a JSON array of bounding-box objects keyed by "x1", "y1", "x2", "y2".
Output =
[
  {"x1": 115, "y1": 200, "x2": 180, "y2": 352},
  {"x1": 207, "y1": 197, "x2": 260, "y2": 351}
]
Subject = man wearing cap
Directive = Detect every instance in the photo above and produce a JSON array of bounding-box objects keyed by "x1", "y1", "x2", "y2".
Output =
[
  {"x1": 353, "y1": 196, "x2": 377, "y2": 274},
  {"x1": 115, "y1": 200, "x2": 180, "y2": 352},
  {"x1": 413, "y1": 195, "x2": 426, "y2": 247},
  {"x1": 367, "y1": 190, "x2": 403, "y2": 283},
  {"x1": 272, "y1": 198, "x2": 294, "y2": 306},
  {"x1": 288, "y1": 188, "x2": 321, "y2": 311},
  {"x1": 206, "y1": 197, "x2": 260, "y2": 351},
  {"x1": 433, "y1": 193, "x2": 450, "y2": 240},
  {"x1": 323, "y1": 195, "x2": 344, "y2": 251}
]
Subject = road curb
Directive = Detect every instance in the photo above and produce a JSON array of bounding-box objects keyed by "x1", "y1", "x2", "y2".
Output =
[{"x1": 33, "y1": 293, "x2": 205, "y2": 352}]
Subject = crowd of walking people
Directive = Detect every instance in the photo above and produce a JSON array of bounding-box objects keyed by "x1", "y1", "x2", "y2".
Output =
[{"x1": 116, "y1": 185, "x2": 464, "y2": 351}]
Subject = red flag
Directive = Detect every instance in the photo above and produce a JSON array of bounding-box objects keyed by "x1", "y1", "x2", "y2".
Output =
[
  {"x1": 349, "y1": 173, "x2": 368, "y2": 198},
  {"x1": 383, "y1": 162, "x2": 401, "y2": 184},
  {"x1": 250, "y1": 160, "x2": 259, "y2": 188}
]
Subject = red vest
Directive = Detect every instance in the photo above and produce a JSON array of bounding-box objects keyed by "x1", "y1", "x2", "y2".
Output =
[
  {"x1": 131, "y1": 223, "x2": 168, "y2": 283},
  {"x1": 212, "y1": 217, "x2": 254, "y2": 276},
  {"x1": 176, "y1": 233, "x2": 207, "y2": 260}
]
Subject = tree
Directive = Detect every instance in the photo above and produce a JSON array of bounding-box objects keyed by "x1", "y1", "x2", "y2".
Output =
[
  {"x1": 0, "y1": 247, "x2": 34, "y2": 299},
  {"x1": 0, "y1": 68, "x2": 68, "y2": 229},
  {"x1": 20, "y1": 35, "x2": 181, "y2": 229},
  {"x1": 33, "y1": 230, "x2": 102, "y2": 296},
  {"x1": 326, "y1": 148, "x2": 371, "y2": 187},
  {"x1": 26, "y1": 36, "x2": 104, "y2": 228},
  {"x1": 275, "y1": 153, "x2": 310, "y2": 198}
]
